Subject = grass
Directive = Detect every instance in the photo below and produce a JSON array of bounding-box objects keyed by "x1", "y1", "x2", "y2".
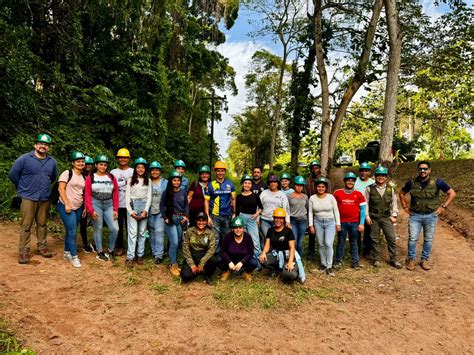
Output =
[
  {"x1": 0, "y1": 319, "x2": 34, "y2": 354},
  {"x1": 149, "y1": 283, "x2": 170, "y2": 294}
]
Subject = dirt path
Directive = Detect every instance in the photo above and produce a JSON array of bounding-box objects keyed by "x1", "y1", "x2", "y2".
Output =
[{"x1": 1, "y1": 211, "x2": 473, "y2": 353}]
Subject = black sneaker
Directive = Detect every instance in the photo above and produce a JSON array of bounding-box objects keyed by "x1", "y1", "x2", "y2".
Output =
[
  {"x1": 204, "y1": 276, "x2": 215, "y2": 286},
  {"x1": 351, "y1": 263, "x2": 361, "y2": 270},
  {"x1": 154, "y1": 257, "x2": 163, "y2": 265},
  {"x1": 333, "y1": 262, "x2": 343, "y2": 270},
  {"x1": 83, "y1": 244, "x2": 94, "y2": 253},
  {"x1": 108, "y1": 250, "x2": 116, "y2": 262},
  {"x1": 96, "y1": 251, "x2": 109, "y2": 261},
  {"x1": 326, "y1": 268, "x2": 336, "y2": 277}
]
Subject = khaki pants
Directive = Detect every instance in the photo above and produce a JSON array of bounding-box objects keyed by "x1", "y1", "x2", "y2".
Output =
[{"x1": 19, "y1": 198, "x2": 50, "y2": 252}]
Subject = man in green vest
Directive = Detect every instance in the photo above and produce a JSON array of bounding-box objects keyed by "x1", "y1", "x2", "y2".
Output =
[
  {"x1": 365, "y1": 167, "x2": 402, "y2": 268},
  {"x1": 399, "y1": 161, "x2": 456, "y2": 271}
]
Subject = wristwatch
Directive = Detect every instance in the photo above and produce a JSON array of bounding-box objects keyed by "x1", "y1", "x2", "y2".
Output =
[{"x1": 441, "y1": 204, "x2": 447, "y2": 209}]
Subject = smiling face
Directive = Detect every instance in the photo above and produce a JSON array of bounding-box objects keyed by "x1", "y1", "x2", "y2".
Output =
[
  {"x1": 117, "y1": 156, "x2": 130, "y2": 167},
  {"x1": 375, "y1": 174, "x2": 387, "y2": 185},
  {"x1": 172, "y1": 177, "x2": 181, "y2": 188},
  {"x1": 281, "y1": 179, "x2": 290, "y2": 189},
  {"x1": 196, "y1": 218, "x2": 207, "y2": 231},
  {"x1": 269, "y1": 181, "x2": 279, "y2": 191},
  {"x1": 215, "y1": 168, "x2": 226, "y2": 180},
  {"x1": 135, "y1": 164, "x2": 146, "y2": 177},
  {"x1": 150, "y1": 168, "x2": 161, "y2": 179},
  {"x1": 96, "y1": 162, "x2": 108, "y2": 174},
  {"x1": 418, "y1": 163, "x2": 431, "y2": 180},
  {"x1": 233, "y1": 226, "x2": 244, "y2": 237},
  {"x1": 273, "y1": 216, "x2": 285, "y2": 228},
  {"x1": 311, "y1": 165, "x2": 321, "y2": 176},
  {"x1": 176, "y1": 166, "x2": 185, "y2": 174},
  {"x1": 344, "y1": 178, "x2": 355, "y2": 190},
  {"x1": 200, "y1": 172, "x2": 210, "y2": 182},
  {"x1": 359, "y1": 169, "x2": 371, "y2": 180},
  {"x1": 242, "y1": 180, "x2": 252, "y2": 192},
  {"x1": 34, "y1": 142, "x2": 50, "y2": 156},
  {"x1": 316, "y1": 183, "x2": 327, "y2": 194},
  {"x1": 72, "y1": 159, "x2": 85, "y2": 172}
]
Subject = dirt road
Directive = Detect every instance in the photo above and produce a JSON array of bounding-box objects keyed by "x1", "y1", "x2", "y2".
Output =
[{"x1": 1, "y1": 212, "x2": 473, "y2": 353}]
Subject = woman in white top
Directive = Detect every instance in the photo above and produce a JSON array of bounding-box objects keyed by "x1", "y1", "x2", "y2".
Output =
[
  {"x1": 308, "y1": 177, "x2": 340, "y2": 276},
  {"x1": 125, "y1": 157, "x2": 152, "y2": 268},
  {"x1": 259, "y1": 174, "x2": 290, "y2": 238}
]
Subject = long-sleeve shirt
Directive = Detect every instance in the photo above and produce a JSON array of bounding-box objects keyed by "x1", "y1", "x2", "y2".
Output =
[
  {"x1": 182, "y1": 227, "x2": 216, "y2": 267},
  {"x1": 84, "y1": 173, "x2": 119, "y2": 215},
  {"x1": 8, "y1": 151, "x2": 57, "y2": 201},
  {"x1": 364, "y1": 183, "x2": 399, "y2": 217},
  {"x1": 125, "y1": 178, "x2": 152, "y2": 215},
  {"x1": 160, "y1": 189, "x2": 189, "y2": 217},
  {"x1": 236, "y1": 193, "x2": 263, "y2": 215},
  {"x1": 259, "y1": 189, "x2": 290, "y2": 224},
  {"x1": 220, "y1": 232, "x2": 254, "y2": 265},
  {"x1": 288, "y1": 193, "x2": 309, "y2": 220},
  {"x1": 308, "y1": 194, "x2": 340, "y2": 226}
]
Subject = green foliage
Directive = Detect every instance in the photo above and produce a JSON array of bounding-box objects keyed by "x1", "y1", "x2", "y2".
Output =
[{"x1": 0, "y1": 319, "x2": 34, "y2": 354}]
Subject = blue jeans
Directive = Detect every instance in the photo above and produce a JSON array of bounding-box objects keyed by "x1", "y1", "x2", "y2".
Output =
[
  {"x1": 408, "y1": 212, "x2": 438, "y2": 260},
  {"x1": 335, "y1": 222, "x2": 359, "y2": 265},
  {"x1": 240, "y1": 213, "x2": 261, "y2": 257},
  {"x1": 165, "y1": 215, "x2": 184, "y2": 264},
  {"x1": 291, "y1": 217, "x2": 308, "y2": 257},
  {"x1": 91, "y1": 198, "x2": 119, "y2": 253},
  {"x1": 57, "y1": 202, "x2": 83, "y2": 257},
  {"x1": 126, "y1": 214, "x2": 148, "y2": 260},
  {"x1": 313, "y1": 217, "x2": 336, "y2": 268},
  {"x1": 211, "y1": 215, "x2": 231, "y2": 254},
  {"x1": 148, "y1": 213, "x2": 165, "y2": 259},
  {"x1": 259, "y1": 219, "x2": 273, "y2": 239}
]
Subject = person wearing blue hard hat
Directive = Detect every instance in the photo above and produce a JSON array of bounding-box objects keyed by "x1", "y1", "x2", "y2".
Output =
[{"x1": 364, "y1": 166, "x2": 402, "y2": 269}]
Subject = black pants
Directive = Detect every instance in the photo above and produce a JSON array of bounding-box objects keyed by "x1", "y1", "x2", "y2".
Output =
[
  {"x1": 307, "y1": 230, "x2": 316, "y2": 257},
  {"x1": 263, "y1": 252, "x2": 299, "y2": 282},
  {"x1": 219, "y1": 257, "x2": 258, "y2": 273},
  {"x1": 180, "y1": 250, "x2": 218, "y2": 281},
  {"x1": 358, "y1": 222, "x2": 372, "y2": 258},
  {"x1": 116, "y1": 207, "x2": 128, "y2": 250},
  {"x1": 80, "y1": 214, "x2": 88, "y2": 246}
]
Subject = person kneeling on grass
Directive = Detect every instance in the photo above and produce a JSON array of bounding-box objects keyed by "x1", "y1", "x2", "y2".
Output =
[
  {"x1": 180, "y1": 212, "x2": 217, "y2": 285},
  {"x1": 220, "y1": 216, "x2": 258, "y2": 282},
  {"x1": 259, "y1": 208, "x2": 306, "y2": 283}
]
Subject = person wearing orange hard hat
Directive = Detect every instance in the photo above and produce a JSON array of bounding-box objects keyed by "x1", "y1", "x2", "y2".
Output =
[
  {"x1": 204, "y1": 160, "x2": 236, "y2": 254},
  {"x1": 111, "y1": 148, "x2": 133, "y2": 257}
]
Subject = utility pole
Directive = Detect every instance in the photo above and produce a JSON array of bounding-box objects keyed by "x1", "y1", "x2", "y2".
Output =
[{"x1": 201, "y1": 90, "x2": 226, "y2": 178}]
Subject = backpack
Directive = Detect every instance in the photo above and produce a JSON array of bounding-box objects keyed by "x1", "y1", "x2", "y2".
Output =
[{"x1": 51, "y1": 170, "x2": 85, "y2": 206}]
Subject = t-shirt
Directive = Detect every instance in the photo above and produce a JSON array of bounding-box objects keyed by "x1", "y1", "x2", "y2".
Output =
[
  {"x1": 259, "y1": 189, "x2": 290, "y2": 223},
  {"x1": 287, "y1": 193, "x2": 308, "y2": 220},
  {"x1": 236, "y1": 193, "x2": 263, "y2": 215},
  {"x1": 205, "y1": 179, "x2": 236, "y2": 217},
  {"x1": 401, "y1": 177, "x2": 451, "y2": 193},
  {"x1": 354, "y1": 177, "x2": 375, "y2": 194},
  {"x1": 111, "y1": 167, "x2": 133, "y2": 208},
  {"x1": 150, "y1": 179, "x2": 167, "y2": 215},
  {"x1": 266, "y1": 226, "x2": 295, "y2": 251},
  {"x1": 333, "y1": 189, "x2": 366, "y2": 223},
  {"x1": 91, "y1": 174, "x2": 114, "y2": 200},
  {"x1": 189, "y1": 181, "x2": 208, "y2": 213},
  {"x1": 251, "y1": 180, "x2": 267, "y2": 195},
  {"x1": 282, "y1": 188, "x2": 295, "y2": 195},
  {"x1": 58, "y1": 170, "x2": 85, "y2": 210},
  {"x1": 308, "y1": 194, "x2": 340, "y2": 226}
]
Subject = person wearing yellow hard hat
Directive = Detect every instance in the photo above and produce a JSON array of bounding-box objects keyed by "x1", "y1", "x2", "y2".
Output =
[
  {"x1": 111, "y1": 148, "x2": 133, "y2": 256},
  {"x1": 9, "y1": 133, "x2": 58, "y2": 264},
  {"x1": 204, "y1": 160, "x2": 236, "y2": 254},
  {"x1": 259, "y1": 208, "x2": 305, "y2": 283}
]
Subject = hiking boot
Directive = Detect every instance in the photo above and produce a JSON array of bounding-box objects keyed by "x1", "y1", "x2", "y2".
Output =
[
  {"x1": 83, "y1": 244, "x2": 94, "y2": 253},
  {"x1": 373, "y1": 260, "x2": 381, "y2": 268},
  {"x1": 137, "y1": 257, "x2": 144, "y2": 265},
  {"x1": 351, "y1": 263, "x2": 361, "y2": 270},
  {"x1": 70, "y1": 255, "x2": 82, "y2": 268},
  {"x1": 242, "y1": 272, "x2": 253, "y2": 282},
  {"x1": 406, "y1": 259, "x2": 416, "y2": 271},
  {"x1": 317, "y1": 264, "x2": 327, "y2": 273},
  {"x1": 390, "y1": 260, "x2": 402, "y2": 269},
  {"x1": 420, "y1": 259, "x2": 431, "y2": 271},
  {"x1": 18, "y1": 251, "x2": 29, "y2": 264},
  {"x1": 204, "y1": 276, "x2": 215, "y2": 286},
  {"x1": 220, "y1": 271, "x2": 231, "y2": 282},
  {"x1": 63, "y1": 251, "x2": 72, "y2": 261},
  {"x1": 108, "y1": 250, "x2": 116, "y2": 262},
  {"x1": 154, "y1": 257, "x2": 163, "y2": 265},
  {"x1": 36, "y1": 248, "x2": 52, "y2": 258},
  {"x1": 326, "y1": 268, "x2": 336, "y2": 277},
  {"x1": 333, "y1": 262, "x2": 343, "y2": 270},
  {"x1": 96, "y1": 251, "x2": 109, "y2": 261},
  {"x1": 115, "y1": 248, "x2": 124, "y2": 257},
  {"x1": 169, "y1": 264, "x2": 180, "y2": 277},
  {"x1": 125, "y1": 259, "x2": 134, "y2": 269}
]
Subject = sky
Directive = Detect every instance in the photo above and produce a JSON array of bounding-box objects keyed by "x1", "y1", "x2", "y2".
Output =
[{"x1": 213, "y1": 1, "x2": 473, "y2": 158}]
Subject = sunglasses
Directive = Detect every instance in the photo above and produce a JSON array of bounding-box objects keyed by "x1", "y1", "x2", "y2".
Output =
[{"x1": 418, "y1": 168, "x2": 429, "y2": 172}]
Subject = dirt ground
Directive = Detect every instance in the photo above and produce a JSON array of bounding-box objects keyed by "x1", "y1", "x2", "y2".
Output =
[{"x1": 1, "y1": 206, "x2": 473, "y2": 354}]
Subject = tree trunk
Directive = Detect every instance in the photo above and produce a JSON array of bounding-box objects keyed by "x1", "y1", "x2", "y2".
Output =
[{"x1": 379, "y1": 0, "x2": 402, "y2": 166}]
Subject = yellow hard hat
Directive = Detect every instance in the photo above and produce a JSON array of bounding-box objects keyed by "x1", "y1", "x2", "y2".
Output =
[
  {"x1": 214, "y1": 161, "x2": 227, "y2": 170},
  {"x1": 116, "y1": 148, "x2": 131, "y2": 158},
  {"x1": 273, "y1": 208, "x2": 287, "y2": 218}
]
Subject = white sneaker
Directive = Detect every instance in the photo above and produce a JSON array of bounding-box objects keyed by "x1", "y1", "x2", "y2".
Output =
[
  {"x1": 63, "y1": 251, "x2": 72, "y2": 261},
  {"x1": 70, "y1": 255, "x2": 82, "y2": 268}
]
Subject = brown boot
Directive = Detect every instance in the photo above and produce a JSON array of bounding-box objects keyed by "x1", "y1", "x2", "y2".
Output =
[
  {"x1": 115, "y1": 248, "x2": 124, "y2": 256},
  {"x1": 406, "y1": 259, "x2": 416, "y2": 271},
  {"x1": 125, "y1": 259, "x2": 134, "y2": 269},
  {"x1": 169, "y1": 264, "x2": 180, "y2": 277},
  {"x1": 242, "y1": 272, "x2": 252, "y2": 282},
  {"x1": 137, "y1": 256, "x2": 144, "y2": 265},
  {"x1": 18, "y1": 251, "x2": 29, "y2": 264},
  {"x1": 36, "y1": 248, "x2": 52, "y2": 258},
  {"x1": 420, "y1": 259, "x2": 431, "y2": 271},
  {"x1": 220, "y1": 271, "x2": 231, "y2": 282}
]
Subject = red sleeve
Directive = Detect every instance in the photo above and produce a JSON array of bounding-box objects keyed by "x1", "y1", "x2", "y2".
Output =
[
  {"x1": 84, "y1": 176, "x2": 94, "y2": 215},
  {"x1": 111, "y1": 175, "x2": 119, "y2": 212},
  {"x1": 357, "y1": 191, "x2": 366, "y2": 203}
]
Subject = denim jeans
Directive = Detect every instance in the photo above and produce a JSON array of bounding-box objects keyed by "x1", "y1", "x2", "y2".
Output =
[
  {"x1": 57, "y1": 202, "x2": 83, "y2": 257},
  {"x1": 165, "y1": 215, "x2": 184, "y2": 264},
  {"x1": 259, "y1": 219, "x2": 273, "y2": 239},
  {"x1": 148, "y1": 213, "x2": 165, "y2": 259},
  {"x1": 91, "y1": 198, "x2": 119, "y2": 253},
  {"x1": 126, "y1": 216, "x2": 148, "y2": 260},
  {"x1": 335, "y1": 222, "x2": 359, "y2": 265},
  {"x1": 240, "y1": 213, "x2": 261, "y2": 257},
  {"x1": 314, "y1": 217, "x2": 336, "y2": 268},
  {"x1": 291, "y1": 217, "x2": 308, "y2": 257},
  {"x1": 211, "y1": 215, "x2": 231, "y2": 254},
  {"x1": 407, "y1": 212, "x2": 438, "y2": 260}
]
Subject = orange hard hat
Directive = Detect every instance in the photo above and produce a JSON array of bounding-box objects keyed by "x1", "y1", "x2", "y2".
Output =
[
  {"x1": 273, "y1": 208, "x2": 287, "y2": 218},
  {"x1": 214, "y1": 161, "x2": 227, "y2": 170}
]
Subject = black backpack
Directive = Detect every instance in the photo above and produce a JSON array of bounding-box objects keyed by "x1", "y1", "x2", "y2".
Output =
[{"x1": 51, "y1": 170, "x2": 86, "y2": 206}]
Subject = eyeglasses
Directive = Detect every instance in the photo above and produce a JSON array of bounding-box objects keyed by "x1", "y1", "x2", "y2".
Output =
[{"x1": 418, "y1": 168, "x2": 429, "y2": 172}]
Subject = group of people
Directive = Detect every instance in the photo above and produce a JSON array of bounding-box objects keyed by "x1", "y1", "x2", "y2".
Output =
[{"x1": 8, "y1": 133, "x2": 456, "y2": 285}]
